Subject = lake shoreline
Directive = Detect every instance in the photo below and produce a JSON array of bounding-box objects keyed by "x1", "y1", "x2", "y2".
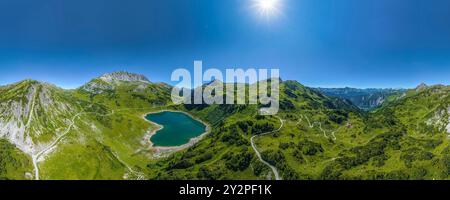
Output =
[{"x1": 141, "y1": 110, "x2": 211, "y2": 156}]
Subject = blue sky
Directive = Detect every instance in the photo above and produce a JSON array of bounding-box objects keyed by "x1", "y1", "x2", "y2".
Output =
[{"x1": 0, "y1": 0, "x2": 449, "y2": 89}]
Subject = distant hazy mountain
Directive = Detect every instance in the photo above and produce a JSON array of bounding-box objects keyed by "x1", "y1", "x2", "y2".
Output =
[{"x1": 315, "y1": 87, "x2": 406, "y2": 110}]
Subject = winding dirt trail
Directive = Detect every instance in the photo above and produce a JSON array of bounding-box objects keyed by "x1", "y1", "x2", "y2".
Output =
[
  {"x1": 31, "y1": 107, "x2": 160, "y2": 180},
  {"x1": 296, "y1": 114, "x2": 338, "y2": 140},
  {"x1": 250, "y1": 116, "x2": 284, "y2": 180},
  {"x1": 31, "y1": 106, "x2": 286, "y2": 180},
  {"x1": 32, "y1": 112, "x2": 84, "y2": 180},
  {"x1": 111, "y1": 151, "x2": 145, "y2": 180}
]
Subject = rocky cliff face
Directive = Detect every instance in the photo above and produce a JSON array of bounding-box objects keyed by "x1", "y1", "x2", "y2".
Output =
[
  {"x1": 0, "y1": 80, "x2": 80, "y2": 155},
  {"x1": 81, "y1": 72, "x2": 151, "y2": 94},
  {"x1": 99, "y1": 71, "x2": 150, "y2": 83},
  {"x1": 444, "y1": 106, "x2": 450, "y2": 134},
  {"x1": 315, "y1": 87, "x2": 405, "y2": 110},
  {"x1": 426, "y1": 106, "x2": 450, "y2": 134}
]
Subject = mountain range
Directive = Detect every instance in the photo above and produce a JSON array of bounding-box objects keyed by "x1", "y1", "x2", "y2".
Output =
[
  {"x1": 0, "y1": 72, "x2": 449, "y2": 180},
  {"x1": 315, "y1": 87, "x2": 406, "y2": 110}
]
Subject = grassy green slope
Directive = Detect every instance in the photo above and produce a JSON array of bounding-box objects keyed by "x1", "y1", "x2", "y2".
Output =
[
  {"x1": 38, "y1": 108, "x2": 155, "y2": 179},
  {"x1": 2, "y1": 73, "x2": 448, "y2": 180},
  {"x1": 74, "y1": 77, "x2": 172, "y2": 109},
  {"x1": 35, "y1": 75, "x2": 176, "y2": 179},
  {"x1": 253, "y1": 85, "x2": 450, "y2": 180},
  {"x1": 144, "y1": 81, "x2": 449, "y2": 180},
  {"x1": 0, "y1": 76, "x2": 173, "y2": 180},
  {"x1": 0, "y1": 139, "x2": 33, "y2": 180},
  {"x1": 144, "y1": 80, "x2": 363, "y2": 180}
]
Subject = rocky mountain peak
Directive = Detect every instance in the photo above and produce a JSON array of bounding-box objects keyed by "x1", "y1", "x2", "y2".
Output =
[
  {"x1": 415, "y1": 83, "x2": 428, "y2": 91},
  {"x1": 99, "y1": 71, "x2": 150, "y2": 83}
]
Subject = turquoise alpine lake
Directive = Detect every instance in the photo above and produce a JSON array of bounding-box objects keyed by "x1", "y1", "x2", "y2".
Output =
[{"x1": 145, "y1": 111, "x2": 207, "y2": 147}]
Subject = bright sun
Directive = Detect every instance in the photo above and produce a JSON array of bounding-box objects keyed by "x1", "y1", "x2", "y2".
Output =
[{"x1": 252, "y1": 0, "x2": 282, "y2": 19}]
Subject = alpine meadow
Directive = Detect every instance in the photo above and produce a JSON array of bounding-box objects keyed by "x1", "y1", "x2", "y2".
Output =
[
  {"x1": 0, "y1": 71, "x2": 449, "y2": 180},
  {"x1": 1, "y1": 0, "x2": 450, "y2": 183}
]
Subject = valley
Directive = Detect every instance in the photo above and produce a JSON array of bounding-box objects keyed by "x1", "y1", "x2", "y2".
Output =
[{"x1": 0, "y1": 72, "x2": 449, "y2": 180}]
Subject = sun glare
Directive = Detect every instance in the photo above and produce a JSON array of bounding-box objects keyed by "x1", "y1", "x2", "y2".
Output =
[{"x1": 252, "y1": 0, "x2": 283, "y2": 20}]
